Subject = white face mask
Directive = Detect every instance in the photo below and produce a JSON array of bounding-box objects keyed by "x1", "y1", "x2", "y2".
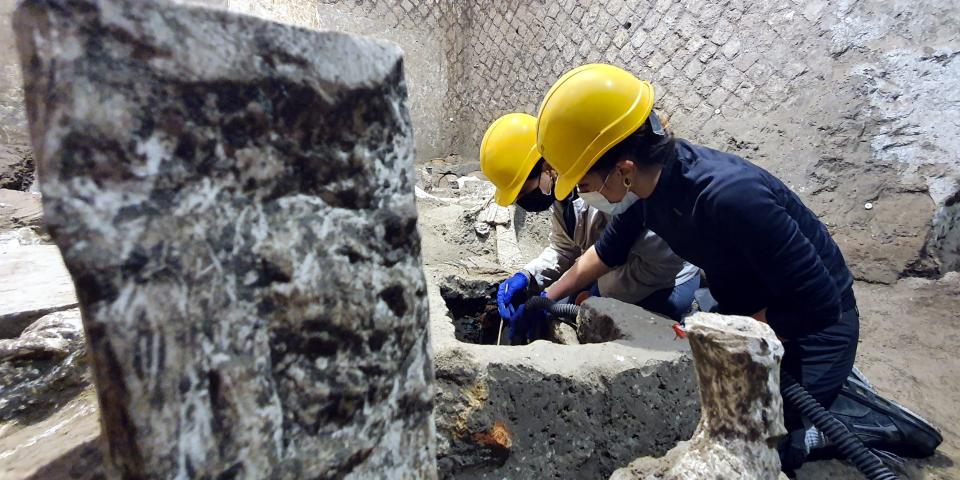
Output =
[
  {"x1": 578, "y1": 169, "x2": 639, "y2": 216},
  {"x1": 580, "y1": 190, "x2": 639, "y2": 215}
]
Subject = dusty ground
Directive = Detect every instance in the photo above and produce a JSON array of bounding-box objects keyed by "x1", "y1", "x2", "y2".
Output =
[
  {"x1": 797, "y1": 276, "x2": 960, "y2": 480},
  {"x1": 417, "y1": 194, "x2": 960, "y2": 480}
]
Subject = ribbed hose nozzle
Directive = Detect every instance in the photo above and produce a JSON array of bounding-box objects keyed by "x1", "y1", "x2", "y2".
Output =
[{"x1": 524, "y1": 295, "x2": 581, "y2": 322}]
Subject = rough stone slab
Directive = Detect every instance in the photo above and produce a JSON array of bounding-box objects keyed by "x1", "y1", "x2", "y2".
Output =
[
  {"x1": 0, "y1": 245, "x2": 78, "y2": 338},
  {"x1": 428, "y1": 278, "x2": 699, "y2": 479},
  {"x1": 611, "y1": 313, "x2": 786, "y2": 479},
  {"x1": 0, "y1": 308, "x2": 90, "y2": 422},
  {"x1": 0, "y1": 188, "x2": 42, "y2": 232},
  {"x1": 0, "y1": 144, "x2": 34, "y2": 191},
  {"x1": 15, "y1": 0, "x2": 436, "y2": 478},
  {"x1": 578, "y1": 297, "x2": 691, "y2": 353}
]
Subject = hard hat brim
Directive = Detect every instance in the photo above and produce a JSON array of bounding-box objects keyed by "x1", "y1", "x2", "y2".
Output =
[
  {"x1": 554, "y1": 172, "x2": 580, "y2": 203},
  {"x1": 536, "y1": 64, "x2": 655, "y2": 201},
  {"x1": 493, "y1": 180, "x2": 525, "y2": 207},
  {"x1": 492, "y1": 147, "x2": 540, "y2": 207},
  {"x1": 552, "y1": 96, "x2": 652, "y2": 200}
]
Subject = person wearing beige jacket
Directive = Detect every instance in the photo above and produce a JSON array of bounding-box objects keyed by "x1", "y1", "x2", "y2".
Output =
[
  {"x1": 480, "y1": 112, "x2": 698, "y2": 344},
  {"x1": 522, "y1": 188, "x2": 698, "y2": 309}
]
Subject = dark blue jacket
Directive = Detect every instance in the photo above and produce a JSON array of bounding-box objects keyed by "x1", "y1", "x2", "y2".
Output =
[{"x1": 595, "y1": 140, "x2": 854, "y2": 338}]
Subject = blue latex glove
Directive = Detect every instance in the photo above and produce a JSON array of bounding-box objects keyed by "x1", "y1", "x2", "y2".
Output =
[
  {"x1": 497, "y1": 272, "x2": 529, "y2": 323},
  {"x1": 508, "y1": 292, "x2": 548, "y2": 344}
]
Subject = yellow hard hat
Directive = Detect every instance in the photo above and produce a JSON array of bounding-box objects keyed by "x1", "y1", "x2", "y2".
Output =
[
  {"x1": 536, "y1": 64, "x2": 655, "y2": 200},
  {"x1": 480, "y1": 113, "x2": 541, "y2": 206}
]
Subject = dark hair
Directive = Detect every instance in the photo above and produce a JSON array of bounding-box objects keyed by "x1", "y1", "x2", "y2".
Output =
[
  {"x1": 589, "y1": 116, "x2": 676, "y2": 174},
  {"x1": 527, "y1": 158, "x2": 545, "y2": 180}
]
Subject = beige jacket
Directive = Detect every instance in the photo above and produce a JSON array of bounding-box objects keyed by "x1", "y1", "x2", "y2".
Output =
[{"x1": 523, "y1": 197, "x2": 698, "y2": 304}]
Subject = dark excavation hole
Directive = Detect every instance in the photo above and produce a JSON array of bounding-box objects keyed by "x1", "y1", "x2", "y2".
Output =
[
  {"x1": 439, "y1": 275, "x2": 576, "y2": 346},
  {"x1": 438, "y1": 275, "x2": 504, "y2": 345},
  {"x1": 622, "y1": 21, "x2": 632, "y2": 29}
]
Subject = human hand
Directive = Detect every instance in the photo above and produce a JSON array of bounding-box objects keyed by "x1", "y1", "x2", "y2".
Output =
[{"x1": 497, "y1": 272, "x2": 529, "y2": 324}]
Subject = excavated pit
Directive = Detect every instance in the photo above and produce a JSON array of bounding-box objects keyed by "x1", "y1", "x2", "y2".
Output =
[
  {"x1": 438, "y1": 274, "x2": 575, "y2": 346},
  {"x1": 438, "y1": 275, "x2": 502, "y2": 345},
  {"x1": 429, "y1": 277, "x2": 701, "y2": 479}
]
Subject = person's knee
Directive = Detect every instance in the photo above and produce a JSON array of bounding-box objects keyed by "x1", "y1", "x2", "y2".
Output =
[{"x1": 670, "y1": 277, "x2": 699, "y2": 320}]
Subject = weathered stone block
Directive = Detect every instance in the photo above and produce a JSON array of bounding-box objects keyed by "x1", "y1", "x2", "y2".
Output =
[
  {"x1": 611, "y1": 313, "x2": 786, "y2": 479},
  {"x1": 430, "y1": 284, "x2": 698, "y2": 479},
  {"x1": 15, "y1": 0, "x2": 435, "y2": 478}
]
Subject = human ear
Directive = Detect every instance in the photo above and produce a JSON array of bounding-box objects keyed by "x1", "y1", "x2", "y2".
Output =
[{"x1": 616, "y1": 158, "x2": 637, "y2": 178}]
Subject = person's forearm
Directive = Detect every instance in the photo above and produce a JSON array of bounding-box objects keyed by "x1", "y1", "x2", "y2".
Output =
[{"x1": 545, "y1": 246, "x2": 611, "y2": 301}]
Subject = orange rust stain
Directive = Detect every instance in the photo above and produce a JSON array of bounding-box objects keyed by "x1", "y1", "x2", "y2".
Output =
[{"x1": 472, "y1": 420, "x2": 513, "y2": 450}]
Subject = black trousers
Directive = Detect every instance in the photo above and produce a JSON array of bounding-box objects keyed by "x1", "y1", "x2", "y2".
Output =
[{"x1": 779, "y1": 290, "x2": 860, "y2": 469}]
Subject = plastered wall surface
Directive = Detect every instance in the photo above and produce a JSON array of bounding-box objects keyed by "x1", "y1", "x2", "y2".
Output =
[
  {"x1": 0, "y1": 0, "x2": 26, "y2": 145},
  {"x1": 3, "y1": 0, "x2": 958, "y2": 277},
  {"x1": 452, "y1": 0, "x2": 960, "y2": 278}
]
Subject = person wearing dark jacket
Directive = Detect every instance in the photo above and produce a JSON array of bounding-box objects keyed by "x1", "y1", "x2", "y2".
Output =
[
  {"x1": 535, "y1": 63, "x2": 858, "y2": 473},
  {"x1": 479, "y1": 112, "x2": 698, "y2": 344}
]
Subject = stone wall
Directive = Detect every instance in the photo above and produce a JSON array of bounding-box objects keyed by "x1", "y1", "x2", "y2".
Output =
[
  {"x1": 453, "y1": 0, "x2": 960, "y2": 280},
  {"x1": 179, "y1": 0, "x2": 465, "y2": 162},
  {"x1": 0, "y1": 0, "x2": 27, "y2": 145},
  {"x1": 2, "y1": 0, "x2": 956, "y2": 274}
]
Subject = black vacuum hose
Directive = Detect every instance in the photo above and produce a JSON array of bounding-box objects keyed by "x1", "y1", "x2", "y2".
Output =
[
  {"x1": 781, "y1": 371, "x2": 899, "y2": 480},
  {"x1": 524, "y1": 295, "x2": 580, "y2": 326}
]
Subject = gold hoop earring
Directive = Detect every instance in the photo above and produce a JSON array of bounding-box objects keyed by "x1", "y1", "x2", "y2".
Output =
[{"x1": 623, "y1": 177, "x2": 632, "y2": 188}]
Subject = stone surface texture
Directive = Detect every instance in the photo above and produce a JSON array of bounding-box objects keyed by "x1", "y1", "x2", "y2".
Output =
[
  {"x1": 0, "y1": 308, "x2": 89, "y2": 422},
  {"x1": 430, "y1": 279, "x2": 699, "y2": 479},
  {"x1": 0, "y1": 188, "x2": 41, "y2": 231},
  {"x1": 0, "y1": 387, "x2": 102, "y2": 480},
  {"x1": 0, "y1": 244, "x2": 78, "y2": 338},
  {"x1": 15, "y1": 0, "x2": 435, "y2": 478},
  {"x1": 611, "y1": 313, "x2": 786, "y2": 480},
  {"x1": 0, "y1": 144, "x2": 34, "y2": 190},
  {"x1": 177, "y1": 0, "x2": 466, "y2": 161}
]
